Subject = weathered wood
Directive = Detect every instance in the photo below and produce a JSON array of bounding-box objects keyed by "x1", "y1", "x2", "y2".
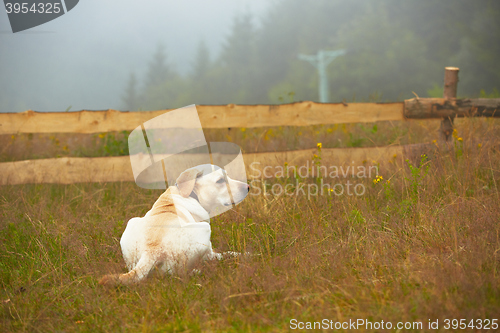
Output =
[
  {"x1": 404, "y1": 98, "x2": 500, "y2": 119},
  {"x1": 244, "y1": 146, "x2": 403, "y2": 179},
  {"x1": 0, "y1": 146, "x2": 405, "y2": 185},
  {"x1": 443, "y1": 67, "x2": 459, "y2": 99},
  {"x1": 441, "y1": 67, "x2": 459, "y2": 141},
  {"x1": 0, "y1": 102, "x2": 404, "y2": 135},
  {"x1": 0, "y1": 156, "x2": 134, "y2": 185}
]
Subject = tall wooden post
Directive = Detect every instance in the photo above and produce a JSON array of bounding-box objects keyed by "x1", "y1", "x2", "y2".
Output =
[{"x1": 440, "y1": 67, "x2": 459, "y2": 141}]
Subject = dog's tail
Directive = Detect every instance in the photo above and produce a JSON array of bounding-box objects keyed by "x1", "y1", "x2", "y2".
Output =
[{"x1": 99, "y1": 252, "x2": 156, "y2": 287}]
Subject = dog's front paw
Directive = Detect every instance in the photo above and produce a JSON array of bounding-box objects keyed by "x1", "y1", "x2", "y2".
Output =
[{"x1": 223, "y1": 251, "x2": 252, "y2": 257}]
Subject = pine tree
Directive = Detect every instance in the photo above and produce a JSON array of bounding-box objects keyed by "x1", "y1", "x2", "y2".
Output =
[
  {"x1": 221, "y1": 14, "x2": 254, "y2": 68},
  {"x1": 144, "y1": 44, "x2": 171, "y2": 89},
  {"x1": 191, "y1": 40, "x2": 211, "y2": 79},
  {"x1": 218, "y1": 13, "x2": 256, "y2": 103}
]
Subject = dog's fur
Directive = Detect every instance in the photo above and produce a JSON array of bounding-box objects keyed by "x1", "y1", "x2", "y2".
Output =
[{"x1": 99, "y1": 164, "x2": 249, "y2": 286}]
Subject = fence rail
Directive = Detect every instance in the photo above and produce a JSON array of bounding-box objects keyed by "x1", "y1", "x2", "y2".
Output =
[
  {"x1": 0, "y1": 102, "x2": 404, "y2": 134},
  {"x1": 404, "y1": 98, "x2": 500, "y2": 119},
  {"x1": 1, "y1": 98, "x2": 498, "y2": 135},
  {"x1": 0, "y1": 146, "x2": 409, "y2": 185}
]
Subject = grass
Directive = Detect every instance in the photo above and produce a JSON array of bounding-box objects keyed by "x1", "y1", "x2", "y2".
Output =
[
  {"x1": 0, "y1": 118, "x2": 499, "y2": 332},
  {"x1": 1, "y1": 119, "x2": 448, "y2": 162}
]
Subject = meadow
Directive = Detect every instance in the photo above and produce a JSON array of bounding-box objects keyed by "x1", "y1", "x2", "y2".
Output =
[{"x1": 1, "y1": 117, "x2": 499, "y2": 332}]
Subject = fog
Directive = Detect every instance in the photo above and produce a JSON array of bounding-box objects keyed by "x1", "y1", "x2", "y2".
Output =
[
  {"x1": 1, "y1": 0, "x2": 499, "y2": 113},
  {"x1": 0, "y1": 0, "x2": 270, "y2": 112}
]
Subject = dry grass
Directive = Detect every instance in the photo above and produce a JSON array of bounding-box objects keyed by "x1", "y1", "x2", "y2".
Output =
[
  {"x1": 1, "y1": 118, "x2": 499, "y2": 332},
  {"x1": 1, "y1": 118, "x2": 445, "y2": 162}
]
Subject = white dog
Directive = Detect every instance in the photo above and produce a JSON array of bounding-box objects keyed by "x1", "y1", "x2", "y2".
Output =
[{"x1": 99, "y1": 164, "x2": 249, "y2": 286}]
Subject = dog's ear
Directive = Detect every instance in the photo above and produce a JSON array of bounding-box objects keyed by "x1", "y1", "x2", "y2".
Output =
[{"x1": 176, "y1": 168, "x2": 203, "y2": 197}]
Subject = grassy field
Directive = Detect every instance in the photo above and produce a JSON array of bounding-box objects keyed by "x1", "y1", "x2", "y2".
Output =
[
  {"x1": 1, "y1": 118, "x2": 499, "y2": 332},
  {"x1": 2, "y1": 119, "x2": 443, "y2": 162}
]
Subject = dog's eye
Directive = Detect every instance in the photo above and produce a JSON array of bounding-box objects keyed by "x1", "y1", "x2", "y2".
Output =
[{"x1": 216, "y1": 178, "x2": 225, "y2": 184}]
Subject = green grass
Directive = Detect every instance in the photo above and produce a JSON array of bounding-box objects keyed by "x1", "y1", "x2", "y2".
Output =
[{"x1": 1, "y1": 118, "x2": 500, "y2": 332}]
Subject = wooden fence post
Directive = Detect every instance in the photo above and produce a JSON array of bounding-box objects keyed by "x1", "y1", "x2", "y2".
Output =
[{"x1": 440, "y1": 67, "x2": 459, "y2": 141}]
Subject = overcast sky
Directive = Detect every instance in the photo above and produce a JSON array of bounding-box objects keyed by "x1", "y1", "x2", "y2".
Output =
[{"x1": 0, "y1": 0, "x2": 271, "y2": 112}]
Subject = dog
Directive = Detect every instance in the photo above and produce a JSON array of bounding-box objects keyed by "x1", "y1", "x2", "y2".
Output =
[{"x1": 99, "y1": 164, "x2": 249, "y2": 286}]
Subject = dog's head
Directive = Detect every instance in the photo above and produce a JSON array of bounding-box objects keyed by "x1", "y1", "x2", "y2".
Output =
[{"x1": 175, "y1": 164, "x2": 249, "y2": 216}]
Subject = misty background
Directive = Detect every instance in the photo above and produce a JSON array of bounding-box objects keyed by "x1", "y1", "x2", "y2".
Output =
[{"x1": 1, "y1": 0, "x2": 499, "y2": 113}]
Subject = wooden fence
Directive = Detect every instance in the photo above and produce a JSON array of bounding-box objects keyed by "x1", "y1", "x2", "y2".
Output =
[{"x1": 1, "y1": 67, "x2": 499, "y2": 185}]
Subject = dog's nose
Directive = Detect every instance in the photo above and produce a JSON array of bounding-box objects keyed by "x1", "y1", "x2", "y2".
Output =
[{"x1": 246, "y1": 184, "x2": 250, "y2": 192}]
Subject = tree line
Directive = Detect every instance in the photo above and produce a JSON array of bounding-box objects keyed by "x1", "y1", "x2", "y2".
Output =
[{"x1": 122, "y1": 0, "x2": 500, "y2": 111}]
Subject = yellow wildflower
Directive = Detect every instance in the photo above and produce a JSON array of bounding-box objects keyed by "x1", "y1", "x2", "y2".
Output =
[
  {"x1": 457, "y1": 137, "x2": 463, "y2": 142},
  {"x1": 317, "y1": 142, "x2": 322, "y2": 149},
  {"x1": 478, "y1": 143, "x2": 482, "y2": 148},
  {"x1": 373, "y1": 175, "x2": 383, "y2": 184}
]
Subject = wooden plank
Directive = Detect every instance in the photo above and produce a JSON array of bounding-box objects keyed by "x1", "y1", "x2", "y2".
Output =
[
  {"x1": 197, "y1": 102, "x2": 404, "y2": 128},
  {"x1": 404, "y1": 98, "x2": 500, "y2": 119},
  {"x1": 243, "y1": 146, "x2": 403, "y2": 178},
  {"x1": 0, "y1": 156, "x2": 134, "y2": 185},
  {"x1": 0, "y1": 146, "x2": 405, "y2": 185},
  {"x1": 0, "y1": 102, "x2": 404, "y2": 135}
]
